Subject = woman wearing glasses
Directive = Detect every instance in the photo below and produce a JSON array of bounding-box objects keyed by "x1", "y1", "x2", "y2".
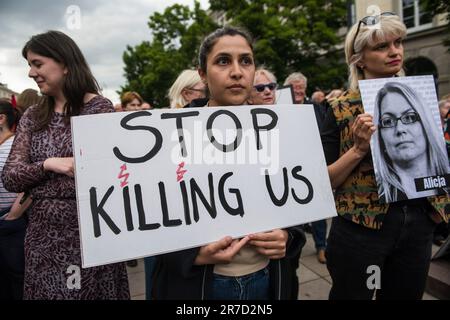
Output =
[
  {"x1": 373, "y1": 82, "x2": 449, "y2": 202},
  {"x1": 321, "y1": 13, "x2": 449, "y2": 299},
  {"x1": 168, "y1": 69, "x2": 206, "y2": 108},
  {"x1": 248, "y1": 68, "x2": 277, "y2": 105}
]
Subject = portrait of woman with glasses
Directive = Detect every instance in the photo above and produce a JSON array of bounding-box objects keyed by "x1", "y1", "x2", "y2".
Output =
[
  {"x1": 372, "y1": 81, "x2": 449, "y2": 203},
  {"x1": 320, "y1": 12, "x2": 449, "y2": 300}
]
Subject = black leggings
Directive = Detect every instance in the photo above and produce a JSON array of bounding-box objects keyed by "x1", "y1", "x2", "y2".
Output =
[{"x1": 326, "y1": 201, "x2": 436, "y2": 300}]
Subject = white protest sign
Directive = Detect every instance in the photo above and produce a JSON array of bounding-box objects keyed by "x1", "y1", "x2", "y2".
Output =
[
  {"x1": 72, "y1": 105, "x2": 336, "y2": 267},
  {"x1": 276, "y1": 85, "x2": 295, "y2": 105},
  {"x1": 359, "y1": 75, "x2": 450, "y2": 203}
]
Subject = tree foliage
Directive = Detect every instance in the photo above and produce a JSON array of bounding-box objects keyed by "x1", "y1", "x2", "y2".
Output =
[
  {"x1": 122, "y1": 0, "x2": 350, "y2": 106},
  {"x1": 121, "y1": 1, "x2": 218, "y2": 107},
  {"x1": 209, "y1": 0, "x2": 349, "y2": 93}
]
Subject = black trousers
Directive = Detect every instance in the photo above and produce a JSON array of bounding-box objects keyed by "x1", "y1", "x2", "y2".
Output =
[
  {"x1": 0, "y1": 215, "x2": 26, "y2": 300},
  {"x1": 326, "y1": 200, "x2": 436, "y2": 300}
]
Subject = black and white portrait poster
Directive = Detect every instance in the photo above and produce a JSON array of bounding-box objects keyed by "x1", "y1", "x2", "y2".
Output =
[{"x1": 359, "y1": 75, "x2": 450, "y2": 204}]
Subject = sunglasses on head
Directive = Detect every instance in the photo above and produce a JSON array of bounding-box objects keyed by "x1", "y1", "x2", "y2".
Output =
[
  {"x1": 352, "y1": 12, "x2": 397, "y2": 54},
  {"x1": 254, "y1": 82, "x2": 277, "y2": 93}
]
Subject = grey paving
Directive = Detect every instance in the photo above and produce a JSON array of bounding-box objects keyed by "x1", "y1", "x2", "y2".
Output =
[{"x1": 127, "y1": 226, "x2": 441, "y2": 300}]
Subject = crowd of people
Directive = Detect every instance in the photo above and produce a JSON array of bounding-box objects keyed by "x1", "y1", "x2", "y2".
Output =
[{"x1": 0, "y1": 11, "x2": 449, "y2": 301}]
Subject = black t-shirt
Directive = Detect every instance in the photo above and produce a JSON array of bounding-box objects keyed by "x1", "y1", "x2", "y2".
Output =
[{"x1": 184, "y1": 98, "x2": 208, "y2": 108}]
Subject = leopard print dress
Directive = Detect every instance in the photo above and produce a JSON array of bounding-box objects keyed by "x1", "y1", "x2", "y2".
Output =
[{"x1": 2, "y1": 96, "x2": 130, "y2": 299}]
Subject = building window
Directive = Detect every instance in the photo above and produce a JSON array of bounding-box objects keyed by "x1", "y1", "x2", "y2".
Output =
[
  {"x1": 347, "y1": 1, "x2": 356, "y2": 28},
  {"x1": 402, "y1": 0, "x2": 432, "y2": 29}
]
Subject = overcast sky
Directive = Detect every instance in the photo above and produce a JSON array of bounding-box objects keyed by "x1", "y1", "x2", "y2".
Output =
[{"x1": 0, "y1": 0, "x2": 209, "y2": 104}]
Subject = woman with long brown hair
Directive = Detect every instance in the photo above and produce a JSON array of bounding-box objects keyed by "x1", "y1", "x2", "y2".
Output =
[{"x1": 2, "y1": 31, "x2": 129, "y2": 299}]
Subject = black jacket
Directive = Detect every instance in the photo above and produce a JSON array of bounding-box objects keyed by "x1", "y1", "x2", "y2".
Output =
[
  {"x1": 303, "y1": 98, "x2": 329, "y2": 131},
  {"x1": 184, "y1": 98, "x2": 208, "y2": 108},
  {"x1": 152, "y1": 226, "x2": 306, "y2": 300}
]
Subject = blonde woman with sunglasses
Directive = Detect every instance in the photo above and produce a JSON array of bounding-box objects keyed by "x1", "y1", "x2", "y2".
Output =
[{"x1": 248, "y1": 68, "x2": 277, "y2": 105}]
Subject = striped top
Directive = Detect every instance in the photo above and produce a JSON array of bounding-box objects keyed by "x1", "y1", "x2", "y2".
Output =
[{"x1": 0, "y1": 136, "x2": 17, "y2": 211}]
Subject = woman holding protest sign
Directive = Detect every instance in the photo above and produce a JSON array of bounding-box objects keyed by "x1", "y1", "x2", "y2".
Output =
[
  {"x1": 320, "y1": 13, "x2": 449, "y2": 299},
  {"x1": 152, "y1": 26, "x2": 305, "y2": 300},
  {"x1": 1, "y1": 31, "x2": 129, "y2": 299}
]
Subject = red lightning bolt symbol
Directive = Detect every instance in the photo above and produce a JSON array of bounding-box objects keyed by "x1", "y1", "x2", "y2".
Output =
[
  {"x1": 118, "y1": 164, "x2": 129, "y2": 188},
  {"x1": 176, "y1": 162, "x2": 187, "y2": 182}
]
